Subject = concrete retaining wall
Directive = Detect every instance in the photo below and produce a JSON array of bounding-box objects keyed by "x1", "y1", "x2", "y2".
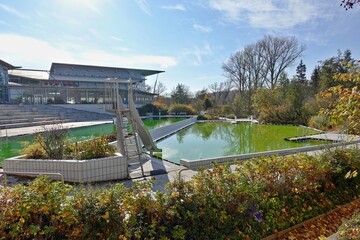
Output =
[
  {"x1": 180, "y1": 140, "x2": 360, "y2": 170},
  {"x1": 55, "y1": 104, "x2": 112, "y2": 115},
  {"x1": 3, "y1": 154, "x2": 128, "y2": 182},
  {"x1": 56, "y1": 104, "x2": 144, "y2": 114}
]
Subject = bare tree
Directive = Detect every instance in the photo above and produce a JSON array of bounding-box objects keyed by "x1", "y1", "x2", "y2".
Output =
[
  {"x1": 153, "y1": 81, "x2": 167, "y2": 96},
  {"x1": 258, "y1": 35, "x2": 305, "y2": 89},
  {"x1": 243, "y1": 43, "x2": 267, "y2": 90},
  {"x1": 209, "y1": 80, "x2": 232, "y2": 105},
  {"x1": 222, "y1": 43, "x2": 268, "y2": 95},
  {"x1": 222, "y1": 44, "x2": 268, "y2": 114},
  {"x1": 222, "y1": 51, "x2": 247, "y2": 94}
]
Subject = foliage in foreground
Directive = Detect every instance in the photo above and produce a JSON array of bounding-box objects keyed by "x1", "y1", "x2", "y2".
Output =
[
  {"x1": 338, "y1": 211, "x2": 360, "y2": 239},
  {"x1": 1, "y1": 147, "x2": 360, "y2": 239},
  {"x1": 320, "y1": 60, "x2": 360, "y2": 134}
]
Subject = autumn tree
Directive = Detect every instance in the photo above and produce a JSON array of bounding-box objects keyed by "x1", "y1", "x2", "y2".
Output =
[
  {"x1": 318, "y1": 49, "x2": 354, "y2": 91},
  {"x1": 191, "y1": 89, "x2": 214, "y2": 113},
  {"x1": 320, "y1": 60, "x2": 360, "y2": 134}
]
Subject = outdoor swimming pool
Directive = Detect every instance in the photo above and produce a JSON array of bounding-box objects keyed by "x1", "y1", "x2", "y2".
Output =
[
  {"x1": 156, "y1": 122, "x2": 324, "y2": 164},
  {"x1": 1, "y1": 119, "x2": 327, "y2": 167},
  {"x1": 0, "y1": 117, "x2": 185, "y2": 165}
]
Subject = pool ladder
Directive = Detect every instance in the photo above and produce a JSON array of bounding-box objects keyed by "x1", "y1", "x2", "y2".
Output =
[{"x1": 123, "y1": 115, "x2": 145, "y2": 178}]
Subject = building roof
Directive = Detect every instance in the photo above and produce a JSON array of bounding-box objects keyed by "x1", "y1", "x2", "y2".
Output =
[
  {"x1": 50, "y1": 62, "x2": 164, "y2": 77},
  {"x1": 0, "y1": 59, "x2": 21, "y2": 70},
  {"x1": 8, "y1": 62, "x2": 164, "y2": 84},
  {"x1": 9, "y1": 69, "x2": 50, "y2": 80}
]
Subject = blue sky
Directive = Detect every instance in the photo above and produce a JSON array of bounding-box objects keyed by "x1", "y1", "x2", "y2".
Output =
[{"x1": 0, "y1": 0, "x2": 359, "y2": 94}]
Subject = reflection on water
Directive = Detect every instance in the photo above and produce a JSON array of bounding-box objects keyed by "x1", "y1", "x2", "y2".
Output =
[
  {"x1": 141, "y1": 117, "x2": 186, "y2": 130},
  {"x1": 157, "y1": 122, "x2": 323, "y2": 164}
]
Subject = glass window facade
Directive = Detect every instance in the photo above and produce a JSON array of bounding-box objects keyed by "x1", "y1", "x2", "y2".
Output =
[
  {"x1": 6, "y1": 63, "x2": 161, "y2": 105},
  {"x1": 0, "y1": 66, "x2": 9, "y2": 103}
]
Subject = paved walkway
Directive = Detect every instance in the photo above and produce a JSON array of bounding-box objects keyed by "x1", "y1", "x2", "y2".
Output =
[
  {"x1": 286, "y1": 132, "x2": 360, "y2": 142},
  {"x1": 115, "y1": 155, "x2": 196, "y2": 192},
  {"x1": 0, "y1": 120, "x2": 113, "y2": 138}
]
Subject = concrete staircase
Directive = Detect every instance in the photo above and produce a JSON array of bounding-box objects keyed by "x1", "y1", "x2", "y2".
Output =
[{"x1": 0, "y1": 104, "x2": 113, "y2": 129}]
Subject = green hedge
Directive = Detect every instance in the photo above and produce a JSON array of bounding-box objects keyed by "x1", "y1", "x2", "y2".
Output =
[{"x1": 1, "y1": 147, "x2": 360, "y2": 239}]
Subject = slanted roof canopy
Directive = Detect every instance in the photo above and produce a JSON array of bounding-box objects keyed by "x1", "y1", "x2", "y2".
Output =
[
  {"x1": 0, "y1": 59, "x2": 21, "y2": 70},
  {"x1": 50, "y1": 62, "x2": 164, "y2": 77},
  {"x1": 9, "y1": 69, "x2": 49, "y2": 80}
]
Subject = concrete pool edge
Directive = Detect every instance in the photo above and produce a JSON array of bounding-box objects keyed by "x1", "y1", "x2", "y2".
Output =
[
  {"x1": 180, "y1": 139, "x2": 360, "y2": 170},
  {"x1": 150, "y1": 117, "x2": 197, "y2": 142},
  {"x1": 0, "y1": 120, "x2": 113, "y2": 139},
  {"x1": 3, "y1": 153, "x2": 128, "y2": 183}
]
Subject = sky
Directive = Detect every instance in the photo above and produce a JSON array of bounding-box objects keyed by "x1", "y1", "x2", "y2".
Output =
[{"x1": 0, "y1": 0, "x2": 359, "y2": 94}]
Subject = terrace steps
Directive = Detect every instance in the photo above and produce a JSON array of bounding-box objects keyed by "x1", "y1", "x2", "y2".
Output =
[{"x1": 0, "y1": 104, "x2": 113, "y2": 129}]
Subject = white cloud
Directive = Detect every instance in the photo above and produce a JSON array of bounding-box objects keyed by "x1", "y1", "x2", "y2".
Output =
[
  {"x1": 81, "y1": 1, "x2": 102, "y2": 15},
  {"x1": 114, "y1": 47, "x2": 132, "y2": 52},
  {"x1": 303, "y1": 36, "x2": 329, "y2": 47},
  {"x1": 88, "y1": 28, "x2": 103, "y2": 39},
  {"x1": 135, "y1": 0, "x2": 152, "y2": 16},
  {"x1": 161, "y1": 4, "x2": 186, "y2": 11},
  {"x1": 209, "y1": 0, "x2": 326, "y2": 30},
  {"x1": 0, "y1": 33, "x2": 177, "y2": 70},
  {"x1": 0, "y1": 20, "x2": 10, "y2": 26},
  {"x1": 0, "y1": 34, "x2": 74, "y2": 69},
  {"x1": 110, "y1": 36, "x2": 124, "y2": 42},
  {"x1": 0, "y1": 3, "x2": 28, "y2": 19},
  {"x1": 183, "y1": 42, "x2": 213, "y2": 65},
  {"x1": 52, "y1": 12, "x2": 83, "y2": 27},
  {"x1": 82, "y1": 50, "x2": 177, "y2": 69},
  {"x1": 193, "y1": 24, "x2": 213, "y2": 33},
  {"x1": 53, "y1": 0, "x2": 103, "y2": 15}
]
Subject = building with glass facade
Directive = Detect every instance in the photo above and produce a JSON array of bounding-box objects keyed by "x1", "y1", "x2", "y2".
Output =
[
  {"x1": 2, "y1": 61, "x2": 163, "y2": 105},
  {"x1": 0, "y1": 60, "x2": 19, "y2": 103}
]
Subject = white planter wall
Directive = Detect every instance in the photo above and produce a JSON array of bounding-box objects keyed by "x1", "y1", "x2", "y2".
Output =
[{"x1": 4, "y1": 155, "x2": 128, "y2": 183}]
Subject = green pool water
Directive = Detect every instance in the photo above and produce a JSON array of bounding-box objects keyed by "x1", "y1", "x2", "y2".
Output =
[
  {"x1": 157, "y1": 122, "x2": 324, "y2": 164},
  {"x1": 0, "y1": 117, "x2": 185, "y2": 165}
]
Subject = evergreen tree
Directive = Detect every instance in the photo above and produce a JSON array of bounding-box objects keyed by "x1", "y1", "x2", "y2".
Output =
[
  {"x1": 170, "y1": 83, "x2": 191, "y2": 104},
  {"x1": 310, "y1": 66, "x2": 320, "y2": 91},
  {"x1": 296, "y1": 60, "x2": 307, "y2": 84}
]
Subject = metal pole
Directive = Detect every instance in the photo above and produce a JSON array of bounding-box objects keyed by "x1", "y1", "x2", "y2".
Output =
[{"x1": 115, "y1": 81, "x2": 126, "y2": 156}]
